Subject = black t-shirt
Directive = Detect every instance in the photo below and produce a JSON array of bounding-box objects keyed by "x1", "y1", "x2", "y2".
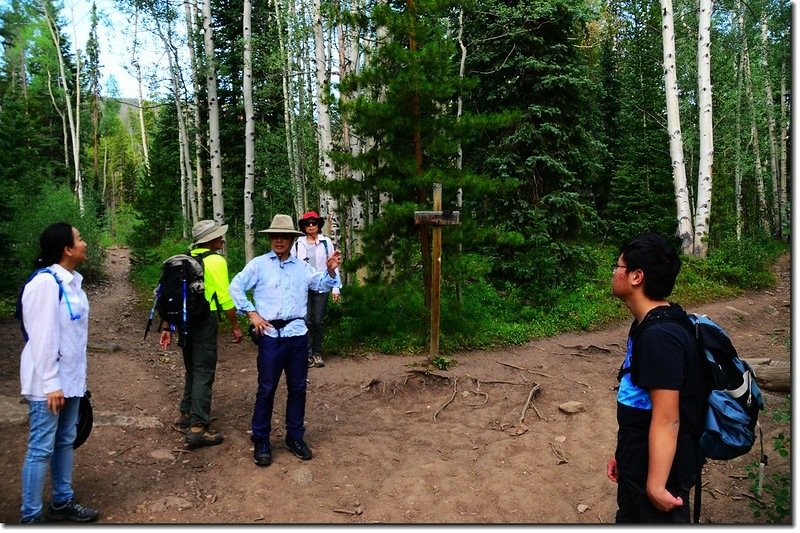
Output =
[{"x1": 615, "y1": 304, "x2": 704, "y2": 492}]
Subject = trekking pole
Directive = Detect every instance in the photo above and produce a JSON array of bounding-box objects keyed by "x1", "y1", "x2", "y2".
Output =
[
  {"x1": 756, "y1": 424, "x2": 767, "y2": 498},
  {"x1": 144, "y1": 285, "x2": 160, "y2": 340}
]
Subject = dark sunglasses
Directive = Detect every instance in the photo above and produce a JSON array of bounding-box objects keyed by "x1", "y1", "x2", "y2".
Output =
[{"x1": 304, "y1": 220, "x2": 318, "y2": 227}]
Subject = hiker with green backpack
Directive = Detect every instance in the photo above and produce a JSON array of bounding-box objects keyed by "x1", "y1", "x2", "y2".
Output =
[{"x1": 157, "y1": 220, "x2": 243, "y2": 448}]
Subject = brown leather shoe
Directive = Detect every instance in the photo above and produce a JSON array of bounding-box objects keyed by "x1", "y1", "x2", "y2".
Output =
[{"x1": 185, "y1": 427, "x2": 223, "y2": 447}]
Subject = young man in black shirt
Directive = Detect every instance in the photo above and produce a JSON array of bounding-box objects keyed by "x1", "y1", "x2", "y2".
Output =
[{"x1": 606, "y1": 233, "x2": 704, "y2": 523}]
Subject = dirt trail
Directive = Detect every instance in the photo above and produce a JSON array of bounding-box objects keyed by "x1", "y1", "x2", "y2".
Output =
[{"x1": 0, "y1": 248, "x2": 790, "y2": 524}]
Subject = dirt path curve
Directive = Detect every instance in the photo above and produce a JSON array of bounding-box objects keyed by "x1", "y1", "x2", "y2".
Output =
[{"x1": 0, "y1": 248, "x2": 790, "y2": 524}]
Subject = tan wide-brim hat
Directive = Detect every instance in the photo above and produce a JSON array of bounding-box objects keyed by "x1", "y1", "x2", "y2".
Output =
[
  {"x1": 258, "y1": 214, "x2": 304, "y2": 237},
  {"x1": 192, "y1": 219, "x2": 228, "y2": 246}
]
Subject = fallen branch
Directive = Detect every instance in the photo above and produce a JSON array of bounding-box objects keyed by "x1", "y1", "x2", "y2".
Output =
[
  {"x1": 519, "y1": 383, "x2": 541, "y2": 423},
  {"x1": 496, "y1": 360, "x2": 554, "y2": 379},
  {"x1": 531, "y1": 404, "x2": 544, "y2": 420},
  {"x1": 466, "y1": 375, "x2": 526, "y2": 386},
  {"x1": 115, "y1": 444, "x2": 138, "y2": 457},
  {"x1": 333, "y1": 508, "x2": 357, "y2": 515},
  {"x1": 562, "y1": 375, "x2": 592, "y2": 389},
  {"x1": 434, "y1": 377, "x2": 459, "y2": 421},
  {"x1": 467, "y1": 386, "x2": 489, "y2": 407}
]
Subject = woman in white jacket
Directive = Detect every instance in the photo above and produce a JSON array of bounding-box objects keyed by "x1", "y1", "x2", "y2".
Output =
[
  {"x1": 18, "y1": 222, "x2": 98, "y2": 524},
  {"x1": 292, "y1": 212, "x2": 340, "y2": 368}
]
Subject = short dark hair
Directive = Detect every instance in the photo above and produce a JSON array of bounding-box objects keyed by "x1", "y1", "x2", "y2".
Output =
[
  {"x1": 619, "y1": 232, "x2": 681, "y2": 300},
  {"x1": 35, "y1": 222, "x2": 74, "y2": 268}
]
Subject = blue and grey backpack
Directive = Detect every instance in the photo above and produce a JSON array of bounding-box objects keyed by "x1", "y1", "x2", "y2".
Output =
[{"x1": 690, "y1": 313, "x2": 764, "y2": 461}]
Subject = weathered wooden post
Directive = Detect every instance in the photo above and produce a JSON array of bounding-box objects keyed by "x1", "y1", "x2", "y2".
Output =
[{"x1": 414, "y1": 184, "x2": 460, "y2": 363}]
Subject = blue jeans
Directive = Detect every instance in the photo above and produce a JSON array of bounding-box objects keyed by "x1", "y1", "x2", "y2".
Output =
[
  {"x1": 20, "y1": 397, "x2": 79, "y2": 521},
  {"x1": 251, "y1": 335, "x2": 309, "y2": 444}
]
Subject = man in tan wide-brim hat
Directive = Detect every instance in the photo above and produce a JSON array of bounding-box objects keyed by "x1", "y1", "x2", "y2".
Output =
[
  {"x1": 158, "y1": 219, "x2": 243, "y2": 449},
  {"x1": 229, "y1": 214, "x2": 342, "y2": 467}
]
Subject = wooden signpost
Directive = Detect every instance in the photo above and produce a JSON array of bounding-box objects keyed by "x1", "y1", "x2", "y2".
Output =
[{"x1": 414, "y1": 184, "x2": 460, "y2": 362}]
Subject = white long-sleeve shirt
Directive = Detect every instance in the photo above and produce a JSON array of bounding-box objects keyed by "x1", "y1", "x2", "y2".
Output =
[
  {"x1": 19, "y1": 264, "x2": 90, "y2": 400},
  {"x1": 291, "y1": 235, "x2": 340, "y2": 295}
]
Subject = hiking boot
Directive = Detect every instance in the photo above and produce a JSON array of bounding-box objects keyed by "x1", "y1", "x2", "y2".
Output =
[
  {"x1": 173, "y1": 411, "x2": 191, "y2": 432},
  {"x1": 308, "y1": 356, "x2": 315, "y2": 368},
  {"x1": 47, "y1": 500, "x2": 99, "y2": 523},
  {"x1": 20, "y1": 514, "x2": 48, "y2": 524},
  {"x1": 253, "y1": 442, "x2": 272, "y2": 466},
  {"x1": 312, "y1": 354, "x2": 325, "y2": 367},
  {"x1": 185, "y1": 426, "x2": 223, "y2": 447},
  {"x1": 284, "y1": 437, "x2": 313, "y2": 460}
]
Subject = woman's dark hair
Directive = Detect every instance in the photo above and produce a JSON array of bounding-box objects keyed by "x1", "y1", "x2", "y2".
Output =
[
  {"x1": 619, "y1": 232, "x2": 681, "y2": 300},
  {"x1": 34, "y1": 222, "x2": 74, "y2": 268}
]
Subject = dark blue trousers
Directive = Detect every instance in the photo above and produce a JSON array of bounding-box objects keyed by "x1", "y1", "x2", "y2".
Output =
[{"x1": 251, "y1": 335, "x2": 309, "y2": 445}]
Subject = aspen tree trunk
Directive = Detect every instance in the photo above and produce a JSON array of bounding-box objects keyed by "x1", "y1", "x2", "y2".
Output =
[
  {"x1": 741, "y1": 27, "x2": 770, "y2": 233},
  {"x1": 779, "y1": 61, "x2": 788, "y2": 237},
  {"x1": 313, "y1": 0, "x2": 339, "y2": 245},
  {"x1": 186, "y1": 0, "x2": 205, "y2": 219},
  {"x1": 273, "y1": 0, "x2": 305, "y2": 217},
  {"x1": 693, "y1": 0, "x2": 714, "y2": 258},
  {"x1": 660, "y1": 0, "x2": 692, "y2": 254},
  {"x1": 243, "y1": 0, "x2": 256, "y2": 261},
  {"x1": 44, "y1": 3, "x2": 83, "y2": 213},
  {"x1": 455, "y1": 6, "x2": 466, "y2": 302},
  {"x1": 734, "y1": 48, "x2": 743, "y2": 241},
  {"x1": 155, "y1": 17, "x2": 198, "y2": 231},
  {"x1": 201, "y1": 0, "x2": 225, "y2": 224},
  {"x1": 46, "y1": 70, "x2": 69, "y2": 169},
  {"x1": 132, "y1": 10, "x2": 149, "y2": 172},
  {"x1": 103, "y1": 139, "x2": 108, "y2": 202},
  {"x1": 760, "y1": 14, "x2": 780, "y2": 235}
]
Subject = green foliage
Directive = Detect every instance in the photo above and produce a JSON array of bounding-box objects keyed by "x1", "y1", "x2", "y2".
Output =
[
  {"x1": 746, "y1": 432, "x2": 791, "y2": 523},
  {"x1": 431, "y1": 355, "x2": 456, "y2": 371},
  {"x1": 769, "y1": 395, "x2": 790, "y2": 425},
  {"x1": 1, "y1": 184, "x2": 106, "y2": 294}
]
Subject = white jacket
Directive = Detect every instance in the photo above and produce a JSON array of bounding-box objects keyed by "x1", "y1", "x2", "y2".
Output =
[
  {"x1": 19, "y1": 264, "x2": 90, "y2": 400},
  {"x1": 291, "y1": 235, "x2": 340, "y2": 295}
]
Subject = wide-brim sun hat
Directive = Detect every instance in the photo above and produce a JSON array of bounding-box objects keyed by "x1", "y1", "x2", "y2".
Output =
[
  {"x1": 298, "y1": 211, "x2": 325, "y2": 233},
  {"x1": 192, "y1": 219, "x2": 228, "y2": 246},
  {"x1": 258, "y1": 214, "x2": 304, "y2": 236}
]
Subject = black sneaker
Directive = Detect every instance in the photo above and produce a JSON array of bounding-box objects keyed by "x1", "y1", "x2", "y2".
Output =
[
  {"x1": 48, "y1": 500, "x2": 99, "y2": 523},
  {"x1": 185, "y1": 427, "x2": 223, "y2": 447},
  {"x1": 253, "y1": 442, "x2": 272, "y2": 466},
  {"x1": 284, "y1": 438, "x2": 313, "y2": 460},
  {"x1": 20, "y1": 514, "x2": 48, "y2": 524}
]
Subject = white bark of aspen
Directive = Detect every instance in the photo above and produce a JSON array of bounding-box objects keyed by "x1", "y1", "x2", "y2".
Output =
[
  {"x1": 734, "y1": 42, "x2": 743, "y2": 241},
  {"x1": 155, "y1": 15, "x2": 198, "y2": 231},
  {"x1": 179, "y1": 132, "x2": 189, "y2": 239},
  {"x1": 132, "y1": 10, "x2": 149, "y2": 172},
  {"x1": 760, "y1": 14, "x2": 780, "y2": 234},
  {"x1": 243, "y1": 0, "x2": 256, "y2": 261},
  {"x1": 71, "y1": 18, "x2": 83, "y2": 213},
  {"x1": 273, "y1": 0, "x2": 305, "y2": 217},
  {"x1": 313, "y1": 0, "x2": 339, "y2": 246},
  {"x1": 660, "y1": 0, "x2": 693, "y2": 254},
  {"x1": 741, "y1": 32, "x2": 770, "y2": 233},
  {"x1": 186, "y1": 0, "x2": 205, "y2": 219},
  {"x1": 103, "y1": 139, "x2": 108, "y2": 202},
  {"x1": 201, "y1": 0, "x2": 225, "y2": 224},
  {"x1": 44, "y1": 3, "x2": 83, "y2": 213},
  {"x1": 779, "y1": 61, "x2": 788, "y2": 237},
  {"x1": 455, "y1": 7, "x2": 466, "y2": 302},
  {"x1": 693, "y1": 0, "x2": 714, "y2": 258},
  {"x1": 46, "y1": 69, "x2": 69, "y2": 169}
]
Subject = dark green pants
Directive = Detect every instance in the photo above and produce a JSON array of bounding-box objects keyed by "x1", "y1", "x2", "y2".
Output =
[{"x1": 179, "y1": 313, "x2": 218, "y2": 427}]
